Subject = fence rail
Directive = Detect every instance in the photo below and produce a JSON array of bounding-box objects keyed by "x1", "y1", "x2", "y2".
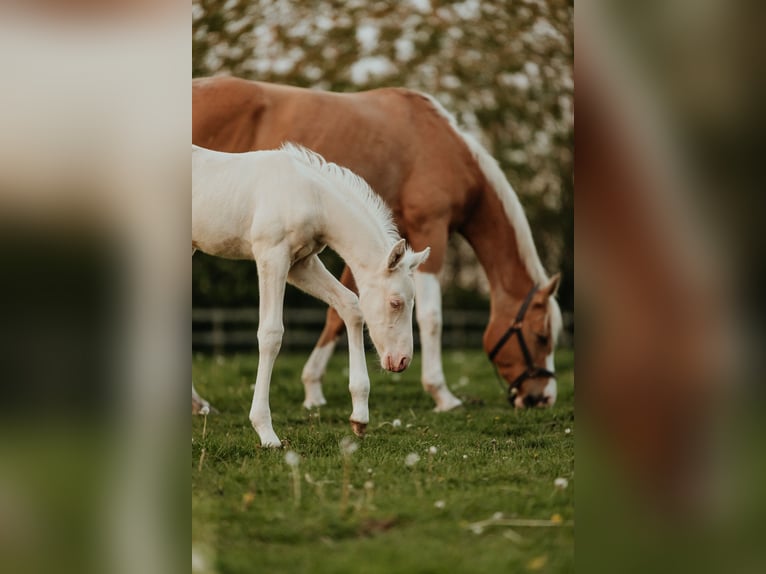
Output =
[{"x1": 193, "y1": 307, "x2": 573, "y2": 353}]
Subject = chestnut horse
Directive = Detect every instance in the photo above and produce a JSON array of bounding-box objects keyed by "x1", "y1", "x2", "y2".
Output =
[{"x1": 193, "y1": 76, "x2": 562, "y2": 410}]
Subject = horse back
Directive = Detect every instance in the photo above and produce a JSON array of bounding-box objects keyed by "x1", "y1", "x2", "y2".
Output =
[{"x1": 193, "y1": 77, "x2": 484, "y2": 226}]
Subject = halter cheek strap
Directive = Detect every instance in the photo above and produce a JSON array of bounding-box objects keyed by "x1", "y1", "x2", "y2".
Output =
[{"x1": 488, "y1": 284, "x2": 556, "y2": 404}]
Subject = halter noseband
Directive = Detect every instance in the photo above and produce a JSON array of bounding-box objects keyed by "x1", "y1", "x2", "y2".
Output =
[{"x1": 488, "y1": 284, "x2": 555, "y2": 405}]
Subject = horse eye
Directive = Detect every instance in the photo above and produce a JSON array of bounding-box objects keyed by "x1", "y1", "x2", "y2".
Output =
[
  {"x1": 390, "y1": 299, "x2": 403, "y2": 310},
  {"x1": 537, "y1": 334, "x2": 550, "y2": 346}
]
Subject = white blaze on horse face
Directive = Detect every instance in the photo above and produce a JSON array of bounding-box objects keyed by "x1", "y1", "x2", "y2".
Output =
[{"x1": 543, "y1": 353, "x2": 557, "y2": 406}]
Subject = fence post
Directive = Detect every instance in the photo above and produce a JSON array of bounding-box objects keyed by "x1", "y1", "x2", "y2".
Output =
[{"x1": 211, "y1": 308, "x2": 224, "y2": 356}]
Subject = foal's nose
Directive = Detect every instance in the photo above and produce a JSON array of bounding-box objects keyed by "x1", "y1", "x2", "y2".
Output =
[{"x1": 385, "y1": 354, "x2": 410, "y2": 372}]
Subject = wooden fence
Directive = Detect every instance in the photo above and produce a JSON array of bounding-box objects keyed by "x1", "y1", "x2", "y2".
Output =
[{"x1": 193, "y1": 307, "x2": 572, "y2": 354}]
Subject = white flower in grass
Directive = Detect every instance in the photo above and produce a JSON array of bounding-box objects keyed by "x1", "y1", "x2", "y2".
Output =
[
  {"x1": 339, "y1": 436, "x2": 359, "y2": 456},
  {"x1": 404, "y1": 452, "x2": 420, "y2": 467},
  {"x1": 392, "y1": 419, "x2": 402, "y2": 428},
  {"x1": 492, "y1": 511, "x2": 504, "y2": 520},
  {"x1": 284, "y1": 450, "x2": 300, "y2": 467},
  {"x1": 462, "y1": 455, "x2": 468, "y2": 460},
  {"x1": 554, "y1": 477, "x2": 569, "y2": 490},
  {"x1": 428, "y1": 446, "x2": 438, "y2": 455},
  {"x1": 564, "y1": 428, "x2": 572, "y2": 435},
  {"x1": 434, "y1": 500, "x2": 446, "y2": 509},
  {"x1": 470, "y1": 524, "x2": 484, "y2": 535}
]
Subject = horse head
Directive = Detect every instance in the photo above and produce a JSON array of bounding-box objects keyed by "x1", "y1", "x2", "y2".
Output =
[
  {"x1": 484, "y1": 274, "x2": 563, "y2": 408},
  {"x1": 358, "y1": 239, "x2": 430, "y2": 373}
]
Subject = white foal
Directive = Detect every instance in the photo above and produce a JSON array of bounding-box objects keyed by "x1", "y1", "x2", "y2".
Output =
[{"x1": 192, "y1": 144, "x2": 429, "y2": 447}]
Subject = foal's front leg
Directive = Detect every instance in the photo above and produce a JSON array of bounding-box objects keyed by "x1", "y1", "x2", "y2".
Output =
[
  {"x1": 289, "y1": 255, "x2": 370, "y2": 436},
  {"x1": 249, "y1": 249, "x2": 290, "y2": 448}
]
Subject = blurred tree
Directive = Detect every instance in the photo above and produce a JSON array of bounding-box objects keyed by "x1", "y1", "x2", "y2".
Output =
[{"x1": 192, "y1": 0, "x2": 573, "y2": 315}]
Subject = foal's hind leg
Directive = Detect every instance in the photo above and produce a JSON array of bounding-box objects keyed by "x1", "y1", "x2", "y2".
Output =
[
  {"x1": 300, "y1": 267, "x2": 356, "y2": 408},
  {"x1": 289, "y1": 257, "x2": 369, "y2": 436},
  {"x1": 191, "y1": 246, "x2": 216, "y2": 415},
  {"x1": 248, "y1": 248, "x2": 290, "y2": 448}
]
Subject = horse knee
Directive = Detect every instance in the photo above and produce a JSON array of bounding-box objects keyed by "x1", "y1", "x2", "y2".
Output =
[
  {"x1": 417, "y1": 308, "x2": 442, "y2": 337},
  {"x1": 338, "y1": 295, "x2": 363, "y2": 330},
  {"x1": 257, "y1": 326, "x2": 284, "y2": 354}
]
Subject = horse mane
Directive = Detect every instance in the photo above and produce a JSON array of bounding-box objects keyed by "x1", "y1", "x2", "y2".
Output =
[
  {"x1": 417, "y1": 93, "x2": 563, "y2": 339},
  {"x1": 417, "y1": 93, "x2": 549, "y2": 285},
  {"x1": 279, "y1": 142, "x2": 400, "y2": 247}
]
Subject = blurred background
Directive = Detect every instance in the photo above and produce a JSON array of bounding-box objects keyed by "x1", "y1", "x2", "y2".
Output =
[{"x1": 191, "y1": 0, "x2": 574, "y2": 352}]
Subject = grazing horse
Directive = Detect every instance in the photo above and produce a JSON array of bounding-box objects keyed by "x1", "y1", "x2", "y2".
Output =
[
  {"x1": 193, "y1": 76, "x2": 562, "y2": 410},
  {"x1": 192, "y1": 143, "x2": 429, "y2": 446}
]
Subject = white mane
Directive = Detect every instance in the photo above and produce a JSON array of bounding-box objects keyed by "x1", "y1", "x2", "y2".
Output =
[
  {"x1": 279, "y1": 142, "x2": 400, "y2": 246},
  {"x1": 419, "y1": 93, "x2": 562, "y2": 340},
  {"x1": 419, "y1": 94, "x2": 549, "y2": 285}
]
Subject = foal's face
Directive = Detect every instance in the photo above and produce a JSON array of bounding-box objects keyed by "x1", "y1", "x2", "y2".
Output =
[
  {"x1": 484, "y1": 275, "x2": 562, "y2": 408},
  {"x1": 359, "y1": 240, "x2": 430, "y2": 373}
]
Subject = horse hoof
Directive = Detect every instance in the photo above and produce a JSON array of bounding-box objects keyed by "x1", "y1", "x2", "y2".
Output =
[
  {"x1": 350, "y1": 420, "x2": 367, "y2": 437},
  {"x1": 433, "y1": 397, "x2": 463, "y2": 412}
]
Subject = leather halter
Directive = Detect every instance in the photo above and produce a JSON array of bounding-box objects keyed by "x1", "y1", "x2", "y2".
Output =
[{"x1": 488, "y1": 284, "x2": 555, "y2": 404}]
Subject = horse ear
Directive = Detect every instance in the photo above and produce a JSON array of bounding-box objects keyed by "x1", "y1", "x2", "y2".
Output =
[
  {"x1": 541, "y1": 273, "x2": 561, "y2": 298},
  {"x1": 387, "y1": 239, "x2": 407, "y2": 270},
  {"x1": 409, "y1": 247, "x2": 431, "y2": 271}
]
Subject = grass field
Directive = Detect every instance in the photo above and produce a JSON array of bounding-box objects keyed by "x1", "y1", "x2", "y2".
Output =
[{"x1": 192, "y1": 348, "x2": 574, "y2": 574}]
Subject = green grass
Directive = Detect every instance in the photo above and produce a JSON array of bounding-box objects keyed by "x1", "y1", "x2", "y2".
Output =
[{"x1": 192, "y1": 348, "x2": 574, "y2": 574}]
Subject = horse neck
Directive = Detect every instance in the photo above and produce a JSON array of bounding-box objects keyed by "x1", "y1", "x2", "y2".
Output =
[
  {"x1": 321, "y1": 190, "x2": 392, "y2": 285},
  {"x1": 460, "y1": 182, "x2": 540, "y2": 314}
]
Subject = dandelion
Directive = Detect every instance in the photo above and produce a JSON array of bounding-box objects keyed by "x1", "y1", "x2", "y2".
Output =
[
  {"x1": 285, "y1": 450, "x2": 300, "y2": 467},
  {"x1": 304, "y1": 473, "x2": 332, "y2": 503},
  {"x1": 392, "y1": 418, "x2": 402, "y2": 428},
  {"x1": 434, "y1": 500, "x2": 446, "y2": 509},
  {"x1": 364, "y1": 480, "x2": 375, "y2": 511},
  {"x1": 405, "y1": 452, "x2": 422, "y2": 496},
  {"x1": 564, "y1": 428, "x2": 571, "y2": 434},
  {"x1": 405, "y1": 453, "x2": 420, "y2": 467},
  {"x1": 284, "y1": 450, "x2": 302, "y2": 507},
  {"x1": 426, "y1": 446, "x2": 438, "y2": 488},
  {"x1": 339, "y1": 436, "x2": 358, "y2": 513},
  {"x1": 554, "y1": 477, "x2": 569, "y2": 490},
  {"x1": 462, "y1": 455, "x2": 468, "y2": 460},
  {"x1": 340, "y1": 436, "x2": 359, "y2": 456}
]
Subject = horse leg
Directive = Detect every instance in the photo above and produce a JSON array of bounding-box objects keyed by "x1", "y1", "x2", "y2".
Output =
[
  {"x1": 248, "y1": 249, "x2": 289, "y2": 448},
  {"x1": 289, "y1": 256, "x2": 369, "y2": 436},
  {"x1": 300, "y1": 266, "x2": 356, "y2": 408},
  {"x1": 406, "y1": 219, "x2": 463, "y2": 411},
  {"x1": 192, "y1": 246, "x2": 216, "y2": 415},
  {"x1": 192, "y1": 383, "x2": 211, "y2": 415},
  {"x1": 414, "y1": 271, "x2": 463, "y2": 411}
]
